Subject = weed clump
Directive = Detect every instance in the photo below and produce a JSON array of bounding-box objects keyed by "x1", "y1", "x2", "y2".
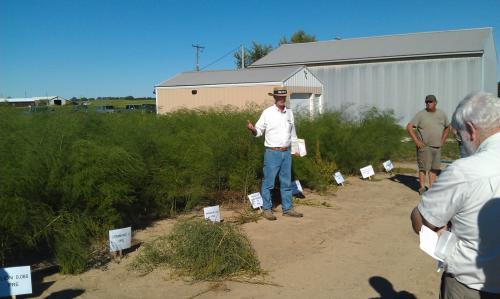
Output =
[{"x1": 130, "y1": 218, "x2": 262, "y2": 280}]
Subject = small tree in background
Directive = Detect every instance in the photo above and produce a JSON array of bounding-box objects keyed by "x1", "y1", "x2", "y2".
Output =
[
  {"x1": 233, "y1": 41, "x2": 273, "y2": 68},
  {"x1": 234, "y1": 30, "x2": 316, "y2": 68},
  {"x1": 279, "y1": 29, "x2": 317, "y2": 45}
]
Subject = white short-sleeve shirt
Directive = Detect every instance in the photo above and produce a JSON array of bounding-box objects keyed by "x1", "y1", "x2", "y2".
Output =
[{"x1": 418, "y1": 132, "x2": 500, "y2": 293}]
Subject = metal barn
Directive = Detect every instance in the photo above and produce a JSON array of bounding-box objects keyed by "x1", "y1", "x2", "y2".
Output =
[{"x1": 250, "y1": 28, "x2": 498, "y2": 125}]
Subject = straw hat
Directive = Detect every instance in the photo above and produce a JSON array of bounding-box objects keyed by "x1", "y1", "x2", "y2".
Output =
[{"x1": 268, "y1": 87, "x2": 289, "y2": 97}]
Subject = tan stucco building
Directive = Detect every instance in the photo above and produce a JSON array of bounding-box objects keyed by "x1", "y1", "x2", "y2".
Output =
[{"x1": 155, "y1": 66, "x2": 323, "y2": 116}]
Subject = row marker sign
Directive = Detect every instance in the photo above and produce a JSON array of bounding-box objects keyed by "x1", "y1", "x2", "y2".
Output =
[
  {"x1": 383, "y1": 160, "x2": 394, "y2": 173},
  {"x1": 0, "y1": 266, "x2": 32, "y2": 297},
  {"x1": 294, "y1": 180, "x2": 303, "y2": 193},
  {"x1": 360, "y1": 165, "x2": 375, "y2": 180},
  {"x1": 109, "y1": 227, "x2": 132, "y2": 253},
  {"x1": 333, "y1": 171, "x2": 345, "y2": 186},
  {"x1": 204, "y1": 205, "x2": 221, "y2": 222},
  {"x1": 248, "y1": 192, "x2": 263, "y2": 209}
]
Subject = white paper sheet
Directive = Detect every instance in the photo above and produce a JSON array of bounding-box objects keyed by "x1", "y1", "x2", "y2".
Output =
[
  {"x1": 419, "y1": 225, "x2": 443, "y2": 262},
  {"x1": 291, "y1": 139, "x2": 307, "y2": 157}
]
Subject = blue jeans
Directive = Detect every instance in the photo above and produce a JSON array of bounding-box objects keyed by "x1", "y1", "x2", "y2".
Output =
[{"x1": 261, "y1": 148, "x2": 293, "y2": 212}]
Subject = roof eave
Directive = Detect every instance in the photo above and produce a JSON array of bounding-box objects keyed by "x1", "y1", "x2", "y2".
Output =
[{"x1": 250, "y1": 51, "x2": 484, "y2": 68}]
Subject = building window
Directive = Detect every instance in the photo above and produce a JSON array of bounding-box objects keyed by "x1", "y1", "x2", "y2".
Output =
[{"x1": 192, "y1": 90, "x2": 197, "y2": 95}]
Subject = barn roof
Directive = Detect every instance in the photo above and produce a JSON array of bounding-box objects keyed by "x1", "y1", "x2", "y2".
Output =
[
  {"x1": 156, "y1": 65, "x2": 306, "y2": 87},
  {"x1": 250, "y1": 28, "x2": 492, "y2": 67}
]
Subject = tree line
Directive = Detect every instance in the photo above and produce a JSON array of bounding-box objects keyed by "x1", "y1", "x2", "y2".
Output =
[
  {"x1": 234, "y1": 30, "x2": 316, "y2": 68},
  {"x1": 69, "y1": 96, "x2": 155, "y2": 102}
]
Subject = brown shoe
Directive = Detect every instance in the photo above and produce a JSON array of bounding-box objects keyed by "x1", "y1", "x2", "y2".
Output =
[
  {"x1": 283, "y1": 209, "x2": 303, "y2": 217},
  {"x1": 262, "y1": 210, "x2": 277, "y2": 221}
]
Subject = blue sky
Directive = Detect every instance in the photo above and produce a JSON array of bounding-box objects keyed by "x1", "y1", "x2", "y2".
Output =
[{"x1": 1, "y1": 0, "x2": 499, "y2": 98}]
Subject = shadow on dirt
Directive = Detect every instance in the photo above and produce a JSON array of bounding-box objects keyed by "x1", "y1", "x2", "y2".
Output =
[
  {"x1": 389, "y1": 174, "x2": 420, "y2": 193},
  {"x1": 368, "y1": 275, "x2": 417, "y2": 299}
]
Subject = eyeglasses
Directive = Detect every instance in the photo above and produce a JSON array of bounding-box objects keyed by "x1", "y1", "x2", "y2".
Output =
[
  {"x1": 425, "y1": 100, "x2": 434, "y2": 104},
  {"x1": 453, "y1": 130, "x2": 463, "y2": 145}
]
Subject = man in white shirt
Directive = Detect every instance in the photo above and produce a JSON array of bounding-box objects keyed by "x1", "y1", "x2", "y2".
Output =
[
  {"x1": 247, "y1": 87, "x2": 303, "y2": 220},
  {"x1": 410, "y1": 91, "x2": 500, "y2": 298}
]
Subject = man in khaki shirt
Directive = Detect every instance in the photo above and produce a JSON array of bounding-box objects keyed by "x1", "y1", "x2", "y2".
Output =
[{"x1": 406, "y1": 95, "x2": 450, "y2": 194}]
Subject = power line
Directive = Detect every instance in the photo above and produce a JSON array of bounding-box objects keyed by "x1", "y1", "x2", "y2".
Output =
[{"x1": 200, "y1": 45, "x2": 241, "y2": 71}]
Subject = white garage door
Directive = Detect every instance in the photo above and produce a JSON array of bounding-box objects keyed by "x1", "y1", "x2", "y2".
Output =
[{"x1": 290, "y1": 93, "x2": 311, "y2": 116}]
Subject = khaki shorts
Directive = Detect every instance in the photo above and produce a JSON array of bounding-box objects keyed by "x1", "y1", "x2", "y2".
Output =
[{"x1": 417, "y1": 146, "x2": 441, "y2": 171}]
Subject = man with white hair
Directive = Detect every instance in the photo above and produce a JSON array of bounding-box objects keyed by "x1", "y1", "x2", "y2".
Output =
[{"x1": 410, "y1": 91, "x2": 500, "y2": 298}]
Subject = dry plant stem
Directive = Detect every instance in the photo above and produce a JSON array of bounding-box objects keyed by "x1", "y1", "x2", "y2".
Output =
[
  {"x1": 228, "y1": 278, "x2": 283, "y2": 287},
  {"x1": 186, "y1": 282, "x2": 224, "y2": 299}
]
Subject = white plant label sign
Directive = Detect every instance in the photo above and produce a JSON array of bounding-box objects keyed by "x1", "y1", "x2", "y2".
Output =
[
  {"x1": 247, "y1": 192, "x2": 264, "y2": 209},
  {"x1": 360, "y1": 165, "x2": 375, "y2": 179},
  {"x1": 109, "y1": 227, "x2": 132, "y2": 253},
  {"x1": 333, "y1": 171, "x2": 345, "y2": 185},
  {"x1": 0, "y1": 266, "x2": 32, "y2": 297},
  {"x1": 383, "y1": 160, "x2": 394, "y2": 172},
  {"x1": 203, "y1": 205, "x2": 221, "y2": 222},
  {"x1": 294, "y1": 180, "x2": 303, "y2": 192}
]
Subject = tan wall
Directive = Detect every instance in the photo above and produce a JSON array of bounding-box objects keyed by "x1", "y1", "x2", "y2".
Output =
[
  {"x1": 156, "y1": 85, "x2": 279, "y2": 114},
  {"x1": 287, "y1": 86, "x2": 322, "y2": 94}
]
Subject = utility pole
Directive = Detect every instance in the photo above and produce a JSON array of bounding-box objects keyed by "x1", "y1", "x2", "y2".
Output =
[
  {"x1": 192, "y1": 44, "x2": 205, "y2": 71},
  {"x1": 240, "y1": 44, "x2": 245, "y2": 69}
]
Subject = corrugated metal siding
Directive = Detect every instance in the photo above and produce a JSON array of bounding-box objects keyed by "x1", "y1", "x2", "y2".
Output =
[
  {"x1": 310, "y1": 57, "x2": 482, "y2": 125},
  {"x1": 483, "y1": 33, "x2": 498, "y2": 94}
]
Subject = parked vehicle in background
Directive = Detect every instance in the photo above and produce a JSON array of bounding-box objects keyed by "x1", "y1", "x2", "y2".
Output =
[
  {"x1": 142, "y1": 104, "x2": 156, "y2": 113},
  {"x1": 125, "y1": 104, "x2": 142, "y2": 111},
  {"x1": 72, "y1": 103, "x2": 88, "y2": 112},
  {"x1": 95, "y1": 105, "x2": 115, "y2": 113}
]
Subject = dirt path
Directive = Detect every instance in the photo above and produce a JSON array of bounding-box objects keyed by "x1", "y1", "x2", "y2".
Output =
[{"x1": 27, "y1": 163, "x2": 443, "y2": 299}]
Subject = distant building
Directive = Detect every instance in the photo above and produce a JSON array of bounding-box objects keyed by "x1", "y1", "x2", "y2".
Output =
[
  {"x1": 249, "y1": 28, "x2": 498, "y2": 125},
  {"x1": 155, "y1": 66, "x2": 323, "y2": 116},
  {"x1": 0, "y1": 96, "x2": 67, "y2": 107}
]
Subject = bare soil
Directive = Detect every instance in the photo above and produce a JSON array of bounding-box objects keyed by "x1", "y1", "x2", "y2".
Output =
[{"x1": 26, "y1": 162, "x2": 442, "y2": 299}]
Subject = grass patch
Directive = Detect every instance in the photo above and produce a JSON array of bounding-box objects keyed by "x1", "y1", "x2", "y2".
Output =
[
  {"x1": 129, "y1": 218, "x2": 262, "y2": 280},
  {"x1": 227, "y1": 208, "x2": 262, "y2": 225},
  {"x1": 293, "y1": 198, "x2": 333, "y2": 208}
]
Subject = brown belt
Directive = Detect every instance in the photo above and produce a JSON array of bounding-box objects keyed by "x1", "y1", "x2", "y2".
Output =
[{"x1": 266, "y1": 146, "x2": 290, "y2": 151}]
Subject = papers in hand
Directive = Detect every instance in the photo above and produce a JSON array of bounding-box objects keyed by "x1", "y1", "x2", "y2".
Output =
[
  {"x1": 419, "y1": 225, "x2": 443, "y2": 262},
  {"x1": 291, "y1": 139, "x2": 307, "y2": 157}
]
